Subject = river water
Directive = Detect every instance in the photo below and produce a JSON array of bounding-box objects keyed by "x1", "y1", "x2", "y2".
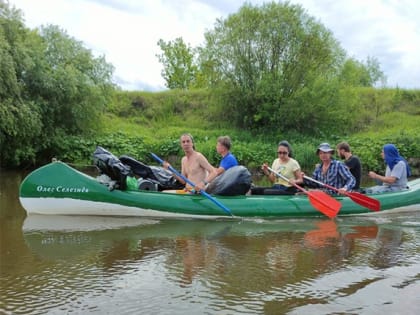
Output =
[{"x1": 1, "y1": 169, "x2": 420, "y2": 314}]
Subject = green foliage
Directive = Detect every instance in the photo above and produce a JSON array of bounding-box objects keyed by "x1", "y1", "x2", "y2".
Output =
[
  {"x1": 155, "y1": 2, "x2": 387, "y2": 136},
  {"x1": 2, "y1": 1, "x2": 420, "y2": 174},
  {"x1": 156, "y1": 37, "x2": 199, "y2": 89},
  {"x1": 365, "y1": 56, "x2": 387, "y2": 86},
  {"x1": 7, "y1": 85, "x2": 418, "y2": 178},
  {"x1": 199, "y1": 1, "x2": 350, "y2": 134},
  {"x1": 31, "y1": 25, "x2": 115, "y2": 136},
  {"x1": 351, "y1": 88, "x2": 420, "y2": 131},
  {"x1": 339, "y1": 56, "x2": 386, "y2": 87},
  {"x1": 45, "y1": 132, "x2": 148, "y2": 166},
  {"x1": 106, "y1": 89, "x2": 229, "y2": 133},
  {"x1": 0, "y1": 3, "x2": 43, "y2": 165},
  {"x1": 158, "y1": 139, "x2": 182, "y2": 157},
  {"x1": 0, "y1": 2, "x2": 115, "y2": 167}
]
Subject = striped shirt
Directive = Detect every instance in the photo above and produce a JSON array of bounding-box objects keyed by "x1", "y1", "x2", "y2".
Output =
[{"x1": 312, "y1": 159, "x2": 356, "y2": 193}]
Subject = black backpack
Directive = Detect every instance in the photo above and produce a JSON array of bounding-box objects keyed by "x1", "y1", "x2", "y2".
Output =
[
  {"x1": 93, "y1": 146, "x2": 133, "y2": 190},
  {"x1": 119, "y1": 155, "x2": 183, "y2": 191},
  {"x1": 206, "y1": 165, "x2": 251, "y2": 195}
]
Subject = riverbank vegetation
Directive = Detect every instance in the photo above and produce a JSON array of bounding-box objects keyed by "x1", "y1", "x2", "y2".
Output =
[
  {"x1": 1, "y1": 1, "x2": 419, "y2": 176},
  {"x1": 49, "y1": 88, "x2": 420, "y2": 176}
]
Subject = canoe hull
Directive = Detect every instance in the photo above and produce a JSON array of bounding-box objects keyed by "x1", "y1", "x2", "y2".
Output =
[
  {"x1": 19, "y1": 161, "x2": 420, "y2": 219},
  {"x1": 19, "y1": 197, "x2": 228, "y2": 219}
]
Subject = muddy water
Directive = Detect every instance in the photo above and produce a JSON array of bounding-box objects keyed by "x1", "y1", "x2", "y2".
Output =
[{"x1": 1, "y1": 170, "x2": 420, "y2": 314}]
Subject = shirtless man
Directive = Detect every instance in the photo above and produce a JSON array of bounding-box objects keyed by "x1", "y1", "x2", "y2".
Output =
[{"x1": 164, "y1": 133, "x2": 217, "y2": 192}]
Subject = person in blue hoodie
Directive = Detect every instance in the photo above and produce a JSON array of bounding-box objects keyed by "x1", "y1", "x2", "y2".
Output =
[{"x1": 367, "y1": 144, "x2": 411, "y2": 193}]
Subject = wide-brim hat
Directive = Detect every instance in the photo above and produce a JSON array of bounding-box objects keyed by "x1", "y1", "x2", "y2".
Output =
[{"x1": 316, "y1": 142, "x2": 334, "y2": 154}]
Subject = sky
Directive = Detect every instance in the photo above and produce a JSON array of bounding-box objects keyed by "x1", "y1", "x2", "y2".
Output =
[{"x1": 9, "y1": 0, "x2": 420, "y2": 91}]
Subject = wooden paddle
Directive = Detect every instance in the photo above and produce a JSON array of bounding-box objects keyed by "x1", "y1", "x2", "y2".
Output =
[
  {"x1": 151, "y1": 153, "x2": 233, "y2": 217},
  {"x1": 267, "y1": 167, "x2": 341, "y2": 218},
  {"x1": 303, "y1": 175, "x2": 381, "y2": 211}
]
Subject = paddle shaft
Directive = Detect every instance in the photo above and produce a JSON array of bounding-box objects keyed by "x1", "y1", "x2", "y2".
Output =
[
  {"x1": 303, "y1": 175, "x2": 342, "y2": 192},
  {"x1": 267, "y1": 167, "x2": 307, "y2": 194},
  {"x1": 150, "y1": 153, "x2": 233, "y2": 216}
]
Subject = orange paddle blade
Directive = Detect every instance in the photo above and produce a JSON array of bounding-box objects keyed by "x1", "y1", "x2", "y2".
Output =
[
  {"x1": 346, "y1": 192, "x2": 381, "y2": 211},
  {"x1": 303, "y1": 175, "x2": 380, "y2": 212},
  {"x1": 307, "y1": 190, "x2": 341, "y2": 219}
]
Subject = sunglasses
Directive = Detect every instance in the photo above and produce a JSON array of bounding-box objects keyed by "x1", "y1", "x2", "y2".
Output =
[{"x1": 277, "y1": 151, "x2": 288, "y2": 155}]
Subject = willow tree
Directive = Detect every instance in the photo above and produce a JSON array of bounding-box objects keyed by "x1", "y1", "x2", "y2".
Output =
[
  {"x1": 200, "y1": 1, "x2": 348, "y2": 133},
  {"x1": 1, "y1": 2, "x2": 116, "y2": 167},
  {"x1": 0, "y1": 2, "x2": 43, "y2": 166}
]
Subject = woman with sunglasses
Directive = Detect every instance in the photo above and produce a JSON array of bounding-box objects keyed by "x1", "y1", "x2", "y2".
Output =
[{"x1": 260, "y1": 140, "x2": 303, "y2": 194}]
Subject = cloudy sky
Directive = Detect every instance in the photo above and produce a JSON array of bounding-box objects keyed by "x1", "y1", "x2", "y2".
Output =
[{"x1": 10, "y1": 0, "x2": 420, "y2": 91}]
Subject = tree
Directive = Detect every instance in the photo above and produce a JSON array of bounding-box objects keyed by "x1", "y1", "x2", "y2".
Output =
[
  {"x1": 366, "y1": 56, "x2": 387, "y2": 87},
  {"x1": 0, "y1": 1, "x2": 115, "y2": 167},
  {"x1": 0, "y1": 2, "x2": 43, "y2": 166},
  {"x1": 199, "y1": 1, "x2": 352, "y2": 133},
  {"x1": 28, "y1": 24, "x2": 115, "y2": 136},
  {"x1": 156, "y1": 37, "x2": 199, "y2": 89},
  {"x1": 339, "y1": 56, "x2": 386, "y2": 87}
]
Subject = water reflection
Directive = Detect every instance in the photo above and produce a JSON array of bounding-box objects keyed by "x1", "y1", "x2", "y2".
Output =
[
  {"x1": 0, "y1": 194, "x2": 418, "y2": 315},
  {"x1": 2, "y1": 215, "x2": 417, "y2": 314},
  {"x1": 372, "y1": 227, "x2": 403, "y2": 268}
]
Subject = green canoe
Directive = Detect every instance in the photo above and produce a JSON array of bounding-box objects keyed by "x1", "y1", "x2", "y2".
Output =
[{"x1": 19, "y1": 161, "x2": 420, "y2": 219}]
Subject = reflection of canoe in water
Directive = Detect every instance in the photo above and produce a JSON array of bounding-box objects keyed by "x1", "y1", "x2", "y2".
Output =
[
  {"x1": 23, "y1": 214, "x2": 320, "y2": 235},
  {"x1": 22, "y1": 214, "x2": 382, "y2": 260},
  {"x1": 19, "y1": 161, "x2": 420, "y2": 219},
  {"x1": 21, "y1": 215, "x2": 319, "y2": 260}
]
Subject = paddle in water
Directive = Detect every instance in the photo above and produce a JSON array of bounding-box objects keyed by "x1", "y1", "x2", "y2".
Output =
[
  {"x1": 303, "y1": 175, "x2": 380, "y2": 211},
  {"x1": 150, "y1": 153, "x2": 233, "y2": 217},
  {"x1": 267, "y1": 167, "x2": 341, "y2": 218}
]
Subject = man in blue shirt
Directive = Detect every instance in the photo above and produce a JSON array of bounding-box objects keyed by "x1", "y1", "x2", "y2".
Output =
[
  {"x1": 217, "y1": 136, "x2": 238, "y2": 171},
  {"x1": 312, "y1": 142, "x2": 356, "y2": 194},
  {"x1": 196, "y1": 136, "x2": 238, "y2": 190}
]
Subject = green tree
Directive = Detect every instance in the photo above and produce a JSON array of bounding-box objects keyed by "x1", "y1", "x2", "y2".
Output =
[
  {"x1": 199, "y1": 1, "x2": 354, "y2": 133},
  {"x1": 339, "y1": 56, "x2": 386, "y2": 87},
  {"x1": 0, "y1": 2, "x2": 43, "y2": 166},
  {"x1": 0, "y1": 1, "x2": 115, "y2": 167},
  {"x1": 28, "y1": 24, "x2": 115, "y2": 136},
  {"x1": 156, "y1": 37, "x2": 199, "y2": 89},
  {"x1": 365, "y1": 56, "x2": 386, "y2": 87}
]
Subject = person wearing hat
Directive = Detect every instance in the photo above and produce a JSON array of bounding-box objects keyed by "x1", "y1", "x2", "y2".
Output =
[{"x1": 311, "y1": 142, "x2": 356, "y2": 194}]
